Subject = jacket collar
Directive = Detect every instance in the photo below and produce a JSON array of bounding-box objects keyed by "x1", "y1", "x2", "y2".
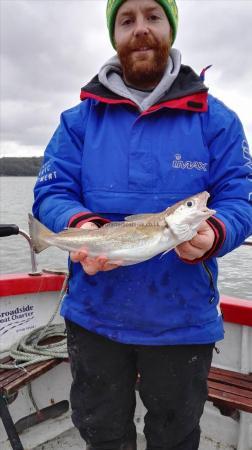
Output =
[{"x1": 80, "y1": 65, "x2": 208, "y2": 113}]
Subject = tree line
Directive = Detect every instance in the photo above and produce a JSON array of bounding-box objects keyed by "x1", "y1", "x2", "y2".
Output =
[{"x1": 0, "y1": 157, "x2": 43, "y2": 176}]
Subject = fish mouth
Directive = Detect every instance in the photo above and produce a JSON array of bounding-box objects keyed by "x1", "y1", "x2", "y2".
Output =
[
  {"x1": 196, "y1": 192, "x2": 215, "y2": 216},
  {"x1": 201, "y1": 207, "x2": 216, "y2": 216},
  {"x1": 197, "y1": 191, "x2": 210, "y2": 206}
]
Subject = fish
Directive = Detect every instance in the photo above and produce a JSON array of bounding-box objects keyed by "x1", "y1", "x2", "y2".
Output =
[{"x1": 28, "y1": 191, "x2": 216, "y2": 266}]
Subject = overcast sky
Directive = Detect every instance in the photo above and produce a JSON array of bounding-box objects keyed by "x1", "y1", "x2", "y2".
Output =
[{"x1": 1, "y1": 0, "x2": 252, "y2": 157}]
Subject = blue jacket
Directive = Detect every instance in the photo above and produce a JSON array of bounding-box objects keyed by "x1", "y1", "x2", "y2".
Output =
[{"x1": 33, "y1": 65, "x2": 252, "y2": 345}]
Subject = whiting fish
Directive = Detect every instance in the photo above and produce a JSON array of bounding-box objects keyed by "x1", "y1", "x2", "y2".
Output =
[{"x1": 28, "y1": 191, "x2": 215, "y2": 266}]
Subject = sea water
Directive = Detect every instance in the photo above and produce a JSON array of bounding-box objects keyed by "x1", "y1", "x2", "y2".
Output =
[{"x1": 0, "y1": 177, "x2": 251, "y2": 300}]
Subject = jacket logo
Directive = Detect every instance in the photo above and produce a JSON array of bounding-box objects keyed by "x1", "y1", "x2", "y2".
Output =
[
  {"x1": 242, "y1": 139, "x2": 252, "y2": 201},
  {"x1": 172, "y1": 154, "x2": 208, "y2": 171},
  {"x1": 242, "y1": 140, "x2": 252, "y2": 179},
  {"x1": 38, "y1": 161, "x2": 57, "y2": 183}
]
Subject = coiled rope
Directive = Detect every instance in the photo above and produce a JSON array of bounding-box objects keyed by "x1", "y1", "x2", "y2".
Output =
[{"x1": 0, "y1": 274, "x2": 69, "y2": 370}]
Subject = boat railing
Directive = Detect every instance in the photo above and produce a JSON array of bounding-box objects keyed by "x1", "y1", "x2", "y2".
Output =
[{"x1": 0, "y1": 224, "x2": 40, "y2": 275}]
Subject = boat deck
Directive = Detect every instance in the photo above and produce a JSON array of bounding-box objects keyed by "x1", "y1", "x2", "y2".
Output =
[
  {"x1": 34, "y1": 427, "x2": 218, "y2": 450},
  {"x1": 34, "y1": 429, "x2": 145, "y2": 450}
]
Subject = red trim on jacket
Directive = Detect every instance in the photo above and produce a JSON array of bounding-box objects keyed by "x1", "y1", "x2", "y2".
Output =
[
  {"x1": 68, "y1": 212, "x2": 110, "y2": 228},
  {"x1": 80, "y1": 91, "x2": 136, "y2": 107},
  {"x1": 143, "y1": 92, "x2": 208, "y2": 114},
  {"x1": 206, "y1": 217, "x2": 226, "y2": 254},
  {"x1": 80, "y1": 91, "x2": 208, "y2": 113},
  {"x1": 75, "y1": 217, "x2": 110, "y2": 228}
]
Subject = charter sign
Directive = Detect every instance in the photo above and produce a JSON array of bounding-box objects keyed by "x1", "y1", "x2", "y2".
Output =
[{"x1": 0, "y1": 304, "x2": 35, "y2": 338}]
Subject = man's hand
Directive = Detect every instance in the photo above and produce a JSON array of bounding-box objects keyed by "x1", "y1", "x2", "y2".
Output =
[
  {"x1": 70, "y1": 222, "x2": 122, "y2": 275},
  {"x1": 175, "y1": 221, "x2": 215, "y2": 261}
]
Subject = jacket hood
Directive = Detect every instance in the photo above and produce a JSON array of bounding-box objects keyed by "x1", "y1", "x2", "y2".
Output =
[
  {"x1": 97, "y1": 49, "x2": 182, "y2": 112},
  {"x1": 80, "y1": 59, "x2": 209, "y2": 113}
]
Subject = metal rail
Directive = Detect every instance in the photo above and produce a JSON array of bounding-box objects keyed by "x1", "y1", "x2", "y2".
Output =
[
  {"x1": 0, "y1": 224, "x2": 40, "y2": 275},
  {"x1": 242, "y1": 241, "x2": 252, "y2": 246},
  {"x1": 18, "y1": 229, "x2": 40, "y2": 275}
]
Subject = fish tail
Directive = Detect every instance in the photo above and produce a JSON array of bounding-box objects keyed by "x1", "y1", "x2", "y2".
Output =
[{"x1": 28, "y1": 213, "x2": 55, "y2": 253}]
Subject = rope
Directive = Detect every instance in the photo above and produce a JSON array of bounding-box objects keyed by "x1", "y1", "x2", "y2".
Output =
[
  {"x1": 0, "y1": 274, "x2": 69, "y2": 370},
  {"x1": 27, "y1": 382, "x2": 40, "y2": 414}
]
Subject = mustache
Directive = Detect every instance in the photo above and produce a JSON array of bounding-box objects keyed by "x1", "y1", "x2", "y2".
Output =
[{"x1": 119, "y1": 36, "x2": 159, "y2": 53}]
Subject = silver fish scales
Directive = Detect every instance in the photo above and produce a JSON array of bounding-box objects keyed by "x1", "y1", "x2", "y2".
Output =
[{"x1": 29, "y1": 191, "x2": 215, "y2": 266}]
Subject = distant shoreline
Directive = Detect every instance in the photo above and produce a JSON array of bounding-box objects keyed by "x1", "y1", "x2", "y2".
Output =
[{"x1": 0, "y1": 157, "x2": 43, "y2": 176}]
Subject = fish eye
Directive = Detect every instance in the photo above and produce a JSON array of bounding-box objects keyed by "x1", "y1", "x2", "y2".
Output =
[{"x1": 186, "y1": 200, "x2": 194, "y2": 208}]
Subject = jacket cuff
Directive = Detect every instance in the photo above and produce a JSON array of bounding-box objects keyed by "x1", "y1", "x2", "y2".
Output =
[
  {"x1": 179, "y1": 216, "x2": 226, "y2": 264},
  {"x1": 68, "y1": 212, "x2": 110, "y2": 228}
]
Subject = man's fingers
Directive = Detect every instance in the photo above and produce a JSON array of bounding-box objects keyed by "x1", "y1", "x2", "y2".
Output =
[
  {"x1": 80, "y1": 222, "x2": 98, "y2": 230},
  {"x1": 175, "y1": 241, "x2": 205, "y2": 260},
  {"x1": 175, "y1": 223, "x2": 215, "y2": 261},
  {"x1": 174, "y1": 247, "x2": 180, "y2": 257},
  {"x1": 80, "y1": 257, "x2": 100, "y2": 275},
  {"x1": 188, "y1": 234, "x2": 206, "y2": 250},
  {"x1": 177, "y1": 233, "x2": 208, "y2": 251},
  {"x1": 176, "y1": 241, "x2": 192, "y2": 253},
  {"x1": 81, "y1": 256, "x2": 121, "y2": 275},
  {"x1": 102, "y1": 263, "x2": 121, "y2": 271},
  {"x1": 70, "y1": 250, "x2": 88, "y2": 262},
  {"x1": 96, "y1": 256, "x2": 109, "y2": 270},
  {"x1": 179, "y1": 249, "x2": 205, "y2": 260},
  {"x1": 71, "y1": 252, "x2": 122, "y2": 275},
  {"x1": 82, "y1": 264, "x2": 99, "y2": 276}
]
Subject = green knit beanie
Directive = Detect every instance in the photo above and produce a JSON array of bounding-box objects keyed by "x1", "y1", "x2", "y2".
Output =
[{"x1": 106, "y1": 0, "x2": 178, "y2": 48}]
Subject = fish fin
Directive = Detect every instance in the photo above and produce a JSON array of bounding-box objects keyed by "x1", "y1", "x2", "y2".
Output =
[
  {"x1": 160, "y1": 249, "x2": 171, "y2": 258},
  {"x1": 59, "y1": 227, "x2": 93, "y2": 234},
  {"x1": 102, "y1": 221, "x2": 124, "y2": 229},
  {"x1": 28, "y1": 213, "x2": 55, "y2": 253},
  {"x1": 165, "y1": 216, "x2": 196, "y2": 242},
  {"x1": 124, "y1": 213, "x2": 156, "y2": 222},
  {"x1": 165, "y1": 216, "x2": 191, "y2": 241}
]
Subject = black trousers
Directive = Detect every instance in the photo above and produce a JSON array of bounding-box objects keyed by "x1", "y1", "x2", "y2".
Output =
[{"x1": 65, "y1": 319, "x2": 214, "y2": 450}]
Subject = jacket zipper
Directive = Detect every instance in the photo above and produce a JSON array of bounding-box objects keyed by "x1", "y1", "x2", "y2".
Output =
[{"x1": 202, "y1": 261, "x2": 215, "y2": 304}]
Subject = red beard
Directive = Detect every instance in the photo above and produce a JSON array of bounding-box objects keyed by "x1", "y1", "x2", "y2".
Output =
[{"x1": 117, "y1": 34, "x2": 171, "y2": 89}]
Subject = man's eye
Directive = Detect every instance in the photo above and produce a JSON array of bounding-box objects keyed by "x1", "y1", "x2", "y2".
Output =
[
  {"x1": 148, "y1": 15, "x2": 159, "y2": 21},
  {"x1": 121, "y1": 19, "x2": 132, "y2": 26}
]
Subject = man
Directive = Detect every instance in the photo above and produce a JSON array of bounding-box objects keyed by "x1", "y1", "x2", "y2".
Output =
[{"x1": 33, "y1": 1, "x2": 252, "y2": 449}]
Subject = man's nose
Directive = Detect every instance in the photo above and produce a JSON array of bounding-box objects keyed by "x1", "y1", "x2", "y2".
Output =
[{"x1": 133, "y1": 18, "x2": 149, "y2": 37}]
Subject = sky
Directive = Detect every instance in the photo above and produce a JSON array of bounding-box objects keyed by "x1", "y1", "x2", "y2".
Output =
[{"x1": 0, "y1": 0, "x2": 252, "y2": 157}]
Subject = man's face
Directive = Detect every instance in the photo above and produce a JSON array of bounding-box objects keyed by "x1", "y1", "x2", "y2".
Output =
[{"x1": 114, "y1": 0, "x2": 172, "y2": 89}]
